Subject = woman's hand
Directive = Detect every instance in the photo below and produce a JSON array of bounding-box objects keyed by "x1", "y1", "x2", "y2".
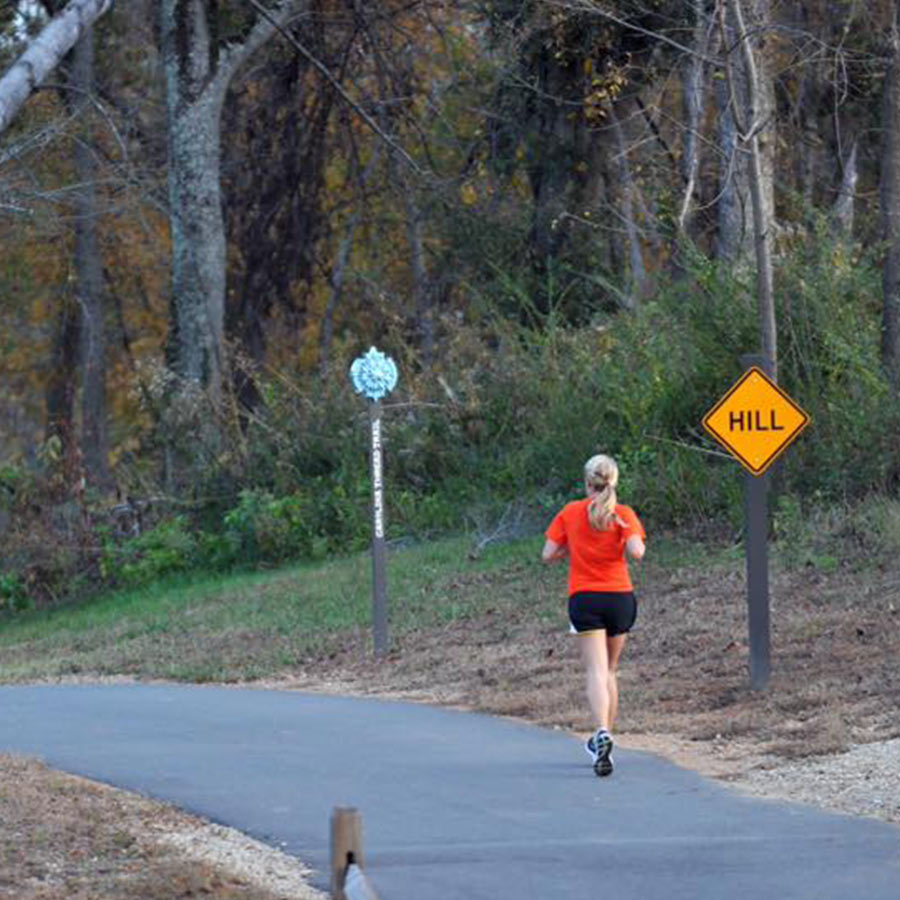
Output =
[{"x1": 625, "y1": 534, "x2": 645, "y2": 560}]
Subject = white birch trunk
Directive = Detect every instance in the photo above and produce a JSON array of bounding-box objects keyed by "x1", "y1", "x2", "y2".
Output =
[{"x1": 0, "y1": 0, "x2": 112, "y2": 135}]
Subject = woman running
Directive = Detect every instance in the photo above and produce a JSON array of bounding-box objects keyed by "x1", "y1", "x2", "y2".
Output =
[{"x1": 542, "y1": 454, "x2": 646, "y2": 777}]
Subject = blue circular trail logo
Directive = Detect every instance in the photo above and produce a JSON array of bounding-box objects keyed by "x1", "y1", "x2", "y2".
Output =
[{"x1": 350, "y1": 347, "x2": 398, "y2": 401}]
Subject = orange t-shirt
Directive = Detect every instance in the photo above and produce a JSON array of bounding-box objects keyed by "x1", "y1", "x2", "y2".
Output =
[{"x1": 545, "y1": 500, "x2": 645, "y2": 595}]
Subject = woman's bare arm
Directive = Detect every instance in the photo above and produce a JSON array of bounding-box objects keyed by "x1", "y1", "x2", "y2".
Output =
[{"x1": 541, "y1": 539, "x2": 568, "y2": 563}]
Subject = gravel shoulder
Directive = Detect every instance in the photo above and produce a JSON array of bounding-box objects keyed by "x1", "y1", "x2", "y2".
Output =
[
  {"x1": 613, "y1": 731, "x2": 900, "y2": 824},
  {"x1": 731, "y1": 738, "x2": 900, "y2": 822}
]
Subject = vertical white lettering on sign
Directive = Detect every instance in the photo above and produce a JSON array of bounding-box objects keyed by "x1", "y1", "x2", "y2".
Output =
[{"x1": 372, "y1": 416, "x2": 384, "y2": 539}]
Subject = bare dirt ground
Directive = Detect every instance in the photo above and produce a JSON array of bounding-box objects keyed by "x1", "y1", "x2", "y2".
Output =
[
  {"x1": 0, "y1": 755, "x2": 325, "y2": 900},
  {"x1": 2, "y1": 552, "x2": 898, "y2": 898}
]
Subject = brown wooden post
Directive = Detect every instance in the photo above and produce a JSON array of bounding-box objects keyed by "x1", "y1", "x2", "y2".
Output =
[{"x1": 330, "y1": 807, "x2": 364, "y2": 900}]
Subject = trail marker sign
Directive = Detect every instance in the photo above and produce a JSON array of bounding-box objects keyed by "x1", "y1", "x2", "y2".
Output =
[
  {"x1": 350, "y1": 346, "x2": 399, "y2": 659},
  {"x1": 702, "y1": 367, "x2": 810, "y2": 476}
]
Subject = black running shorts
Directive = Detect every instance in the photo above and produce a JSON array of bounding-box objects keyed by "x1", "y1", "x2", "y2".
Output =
[{"x1": 568, "y1": 591, "x2": 637, "y2": 637}]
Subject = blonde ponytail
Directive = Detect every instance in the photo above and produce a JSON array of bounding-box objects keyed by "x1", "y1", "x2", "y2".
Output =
[{"x1": 584, "y1": 454, "x2": 619, "y2": 531}]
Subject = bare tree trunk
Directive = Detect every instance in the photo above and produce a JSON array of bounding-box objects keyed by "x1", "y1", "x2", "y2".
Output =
[
  {"x1": 160, "y1": 0, "x2": 227, "y2": 400},
  {"x1": 319, "y1": 219, "x2": 357, "y2": 380},
  {"x1": 0, "y1": 0, "x2": 112, "y2": 134},
  {"x1": 832, "y1": 140, "x2": 858, "y2": 238},
  {"x1": 71, "y1": 26, "x2": 109, "y2": 487},
  {"x1": 726, "y1": 0, "x2": 777, "y2": 378},
  {"x1": 793, "y1": 0, "x2": 821, "y2": 217},
  {"x1": 320, "y1": 144, "x2": 382, "y2": 379},
  {"x1": 677, "y1": 0, "x2": 709, "y2": 237},
  {"x1": 715, "y1": 17, "x2": 751, "y2": 261},
  {"x1": 752, "y1": 0, "x2": 777, "y2": 231},
  {"x1": 601, "y1": 154, "x2": 625, "y2": 281},
  {"x1": 405, "y1": 189, "x2": 433, "y2": 367},
  {"x1": 159, "y1": 0, "x2": 302, "y2": 402},
  {"x1": 527, "y1": 51, "x2": 575, "y2": 271},
  {"x1": 225, "y1": 39, "x2": 336, "y2": 403},
  {"x1": 45, "y1": 291, "x2": 79, "y2": 458},
  {"x1": 880, "y1": 10, "x2": 900, "y2": 386},
  {"x1": 798, "y1": 78, "x2": 820, "y2": 215},
  {"x1": 609, "y1": 102, "x2": 646, "y2": 308},
  {"x1": 714, "y1": 103, "x2": 751, "y2": 259}
]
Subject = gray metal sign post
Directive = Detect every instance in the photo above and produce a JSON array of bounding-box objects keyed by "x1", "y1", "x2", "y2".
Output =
[
  {"x1": 744, "y1": 467, "x2": 771, "y2": 690},
  {"x1": 350, "y1": 347, "x2": 398, "y2": 658},
  {"x1": 741, "y1": 353, "x2": 772, "y2": 690}
]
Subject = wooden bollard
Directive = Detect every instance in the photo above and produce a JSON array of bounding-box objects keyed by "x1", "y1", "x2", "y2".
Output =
[{"x1": 330, "y1": 807, "x2": 364, "y2": 900}]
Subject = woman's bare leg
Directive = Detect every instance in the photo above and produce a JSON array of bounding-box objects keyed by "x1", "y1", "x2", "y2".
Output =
[
  {"x1": 578, "y1": 631, "x2": 610, "y2": 730},
  {"x1": 606, "y1": 633, "x2": 628, "y2": 732}
]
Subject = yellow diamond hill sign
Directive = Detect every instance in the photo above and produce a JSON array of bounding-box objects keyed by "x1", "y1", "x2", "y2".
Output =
[{"x1": 703, "y1": 367, "x2": 810, "y2": 476}]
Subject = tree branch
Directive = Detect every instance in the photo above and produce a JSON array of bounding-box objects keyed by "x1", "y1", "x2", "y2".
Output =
[
  {"x1": 0, "y1": 0, "x2": 113, "y2": 135},
  {"x1": 547, "y1": 0, "x2": 723, "y2": 67},
  {"x1": 218, "y1": 0, "x2": 305, "y2": 92},
  {"x1": 245, "y1": 0, "x2": 423, "y2": 174}
]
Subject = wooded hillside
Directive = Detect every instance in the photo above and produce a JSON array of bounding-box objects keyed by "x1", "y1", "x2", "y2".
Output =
[{"x1": 1, "y1": 0, "x2": 898, "y2": 608}]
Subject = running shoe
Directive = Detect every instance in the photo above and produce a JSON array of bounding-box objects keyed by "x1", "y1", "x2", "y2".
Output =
[
  {"x1": 584, "y1": 732, "x2": 598, "y2": 762},
  {"x1": 592, "y1": 728, "x2": 614, "y2": 777}
]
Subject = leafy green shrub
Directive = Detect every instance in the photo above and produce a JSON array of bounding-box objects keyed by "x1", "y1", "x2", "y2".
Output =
[
  {"x1": 223, "y1": 489, "x2": 313, "y2": 564},
  {"x1": 104, "y1": 517, "x2": 199, "y2": 587},
  {"x1": 0, "y1": 572, "x2": 31, "y2": 614}
]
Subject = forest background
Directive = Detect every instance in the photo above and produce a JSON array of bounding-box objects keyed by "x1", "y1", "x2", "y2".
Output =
[{"x1": 1, "y1": 0, "x2": 900, "y2": 613}]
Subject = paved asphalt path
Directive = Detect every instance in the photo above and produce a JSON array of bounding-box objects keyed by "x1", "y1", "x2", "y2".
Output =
[{"x1": 0, "y1": 684, "x2": 897, "y2": 899}]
